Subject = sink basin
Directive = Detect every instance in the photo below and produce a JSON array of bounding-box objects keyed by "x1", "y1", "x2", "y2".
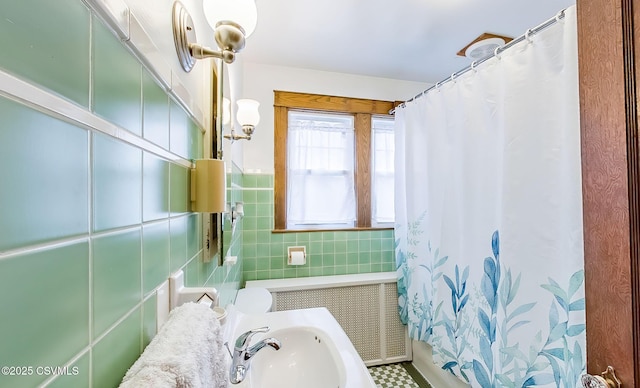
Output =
[
  {"x1": 249, "y1": 326, "x2": 343, "y2": 388},
  {"x1": 226, "y1": 307, "x2": 375, "y2": 388}
]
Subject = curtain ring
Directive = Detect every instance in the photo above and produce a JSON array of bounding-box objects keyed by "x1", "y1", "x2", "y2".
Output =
[
  {"x1": 450, "y1": 73, "x2": 456, "y2": 83},
  {"x1": 555, "y1": 9, "x2": 565, "y2": 23},
  {"x1": 494, "y1": 46, "x2": 502, "y2": 59},
  {"x1": 471, "y1": 61, "x2": 478, "y2": 72},
  {"x1": 525, "y1": 29, "x2": 533, "y2": 43},
  {"x1": 435, "y1": 81, "x2": 442, "y2": 91}
]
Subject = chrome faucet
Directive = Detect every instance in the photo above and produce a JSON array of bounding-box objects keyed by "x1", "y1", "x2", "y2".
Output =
[{"x1": 229, "y1": 326, "x2": 281, "y2": 384}]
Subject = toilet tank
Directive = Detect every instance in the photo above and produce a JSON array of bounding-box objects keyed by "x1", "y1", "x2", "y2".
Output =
[{"x1": 234, "y1": 287, "x2": 273, "y2": 314}]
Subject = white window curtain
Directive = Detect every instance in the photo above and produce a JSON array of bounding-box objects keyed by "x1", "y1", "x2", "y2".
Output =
[
  {"x1": 371, "y1": 116, "x2": 395, "y2": 226},
  {"x1": 395, "y1": 6, "x2": 586, "y2": 387},
  {"x1": 287, "y1": 111, "x2": 356, "y2": 229}
]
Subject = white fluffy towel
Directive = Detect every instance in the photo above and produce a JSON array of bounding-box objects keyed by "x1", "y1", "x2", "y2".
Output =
[{"x1": 119, "y1": 302, "x2": 229, "y2": 388}]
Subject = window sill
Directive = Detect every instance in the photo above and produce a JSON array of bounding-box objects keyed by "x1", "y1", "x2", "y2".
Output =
[{"x1": 272, "y1": 226, "x2": 394, "y2": 234}]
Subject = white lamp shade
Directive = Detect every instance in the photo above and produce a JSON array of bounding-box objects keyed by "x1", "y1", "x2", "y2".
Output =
[
  {"x1": 236, "y1": 99, "x2": 260, "y2": 127},
  {"x1": 203, "y1": 0, "x2": 258, "y2": 38}
]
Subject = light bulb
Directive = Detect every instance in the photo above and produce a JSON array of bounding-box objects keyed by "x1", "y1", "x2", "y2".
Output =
[{"x1": 236, "y1": 99, "x2": 260, "y2": 127}]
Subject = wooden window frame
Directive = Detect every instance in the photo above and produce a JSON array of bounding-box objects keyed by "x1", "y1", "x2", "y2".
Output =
[{"x1": 274, "y1": 90, "x2": 395, "y2": 232}]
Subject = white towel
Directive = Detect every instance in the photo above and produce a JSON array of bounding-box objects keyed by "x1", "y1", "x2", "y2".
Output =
[{"x1": 120, "y1": 302, "x2": 229, "y2": 388}]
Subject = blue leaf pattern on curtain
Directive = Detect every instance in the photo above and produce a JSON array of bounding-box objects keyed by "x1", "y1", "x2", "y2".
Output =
[{"x1": 396, "y1": 230, "x2": 586, "y2": 387}]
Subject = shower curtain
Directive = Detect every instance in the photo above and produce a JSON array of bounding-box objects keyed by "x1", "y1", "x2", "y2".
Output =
[{"x1": 395, "y1": 6, "x2": 585, "y2": 388}]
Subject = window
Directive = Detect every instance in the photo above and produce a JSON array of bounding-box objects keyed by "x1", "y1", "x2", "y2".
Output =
[
  {"x1": 287, "y1": 111, "x2": 356, "y2": 229},
  {"x1": 274, "y1": 91, "x2": 396, "y2": 231},
  {"x1": 371, "y1": 116, "x2": 395, "y2": 226}
]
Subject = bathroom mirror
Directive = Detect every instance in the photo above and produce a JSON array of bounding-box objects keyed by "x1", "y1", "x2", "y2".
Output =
[
  {"x1": 220, "y1": 61, "x2": 237, "y2": 265},
  {"x1": 202, "y1": 60, "x2": 230, "y2": 265},
  {"x1": 220, "y1": 132, "x2": 234, "y2": 267},
  {"x1": 207, "y1": 59, "x2": 234, "y2": 265}
]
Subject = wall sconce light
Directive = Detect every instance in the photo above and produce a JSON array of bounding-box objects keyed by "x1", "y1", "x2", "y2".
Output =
[
  {"x1": 172, "y1": 0, "x2": 257, "y2": 72},
  {"x1": 224, "y1": 99, "x2": 260, "y2": 141}
]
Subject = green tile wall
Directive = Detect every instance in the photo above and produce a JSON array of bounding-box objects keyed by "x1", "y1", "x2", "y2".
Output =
[
  {"x1": 93, "y1": 133, "x2": 142, "y2": 232},
  {"x1": 93, "y1": 15, "x2": 142, "y2": 136},
  {"x1": 46, "y1": 353, "x2": 90, "y2": 388},
  {"x1": 143, "y1": 152, "x2": 170, "y2": 222},
  {"x1": 142, "y1": 70, "x2": 170, "y2": 149},
  {"x1": 0, "y1": 2, "x2": 238, "y2": 387},
  {"x1": 142, "y1": 221, "x2": 170, "y2": 295},
  {"x1": 92, "y1": 309, "x2": 142, "y2": 388},
  {"x1": 142, "y1": 296, "x2": 158, "y2": 349},
  {"x1": 169, "y1": 162, "x2": 189, "y2": 215},
  {"x1": 241, "y1": 174, "x2": 395, "y2": 282},
  {"x1": 0, "y1": 97, "x2": 89, "y2": 252},
  {"x1": 170, "y1": 216, "x2": 188, "y2": 272},
  {"x1": 0, "y1": 242, "x2": 90, "y2": 388},
  {"x1": 0, "y1": 0, "x2": 90, "y2": 107},
  {"x1": 92, "y1": 229, "x2": 142, "y2": 338},
  {"x1": 169, "y1": 100, "x2": 201, "y2": 160}
]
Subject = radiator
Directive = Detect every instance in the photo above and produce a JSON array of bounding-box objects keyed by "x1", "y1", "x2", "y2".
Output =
[{"x1": 245, "y1": 272, "x2": 411, "y2": 366}]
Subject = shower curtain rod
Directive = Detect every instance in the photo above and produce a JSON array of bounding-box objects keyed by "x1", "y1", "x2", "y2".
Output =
[{"x1": 389, "y1": 8, "x2": 567, "y2": 115}]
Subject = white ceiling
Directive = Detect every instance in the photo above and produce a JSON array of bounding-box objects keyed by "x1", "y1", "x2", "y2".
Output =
[{"x1": 241, "y1": 0, "x2": 575, "y2": 83}]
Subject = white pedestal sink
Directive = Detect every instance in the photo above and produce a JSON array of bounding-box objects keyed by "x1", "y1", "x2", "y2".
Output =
[{"x1": 225, "y1": 307, "x2": 376, "y2": 388}]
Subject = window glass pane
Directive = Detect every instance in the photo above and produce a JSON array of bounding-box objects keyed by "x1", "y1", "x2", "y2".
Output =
[
  {"x1": 372, "y1": 116, "x2": 395, "y2": 225},
  {"x1": 287, "y1": 111, "x2": 356, "y2": 228}
]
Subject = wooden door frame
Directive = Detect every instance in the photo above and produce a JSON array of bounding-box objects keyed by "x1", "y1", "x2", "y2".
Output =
[{"x1": 577, "y1": 0, "x2": 640, "y2": 385}]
